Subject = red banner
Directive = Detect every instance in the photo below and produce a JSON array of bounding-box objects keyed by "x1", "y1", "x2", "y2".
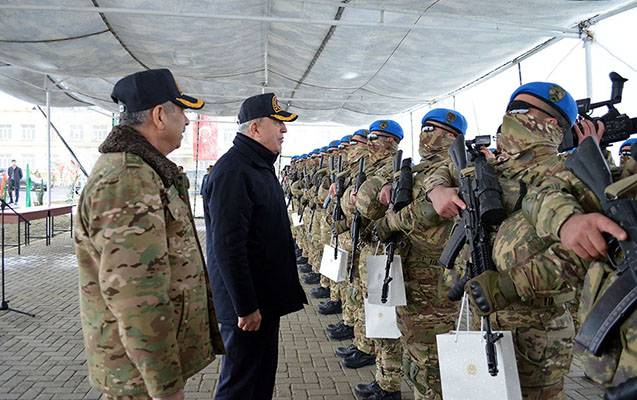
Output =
[{"x1": 193, "y1": 115, "x2": 218, "y2": 161}]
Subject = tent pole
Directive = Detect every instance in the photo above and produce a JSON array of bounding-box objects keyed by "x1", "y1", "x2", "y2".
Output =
[
  {"x1": 410, "y1": 111, "x2": 415, "y2": 159},
  {"x1": 584, "y1": 32, "x2": 593, "y2": 99},
  {"x1": 46, "y1": 88, "x2": 52, "y2": 206}
]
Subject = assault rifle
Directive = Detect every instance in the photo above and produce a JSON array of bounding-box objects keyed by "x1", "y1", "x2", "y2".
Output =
[
  {"x1": 349, "y1": 157, "x2": 366, "y2": 282},
  {"x1": 566, "y1": 137, "x2": 637, "y2": 357},
  {"x1": 559, "y1": 72, "x2": 637, "y2": 152},
  {"x1": 438, "y1": 134, "x2": 507, "y2": 376},
  {"x1": 332, "y1": 155, "x2": 344, "y2": 259},
  {"x1": 307, "y1": 156, "x2": 325, "y2": 234},
  {"x1": 380, "y1": 150, "x2": 413, "y2": 303}
]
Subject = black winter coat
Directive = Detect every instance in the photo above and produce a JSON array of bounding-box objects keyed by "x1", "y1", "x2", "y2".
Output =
[{"x1": 205, "y1": 133, "x2": 307, "y2": 324}]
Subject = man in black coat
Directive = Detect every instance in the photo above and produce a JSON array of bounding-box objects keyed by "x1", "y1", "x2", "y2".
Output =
[
  {"x1": 7, "y1": 160, "x2": 22, "y2": 206},
  {"x1": 205, "y1": 93, "x2": 307, "y2": 400}
]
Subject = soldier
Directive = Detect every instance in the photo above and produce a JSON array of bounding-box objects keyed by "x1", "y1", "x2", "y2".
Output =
[
  {"x1": 520, "y1": 127, "x2": 635, "y2": 393},
  {"x1": 425, "y1": 82, "x2": 582, "y2": 399},
  {"x1": 351, "y1": 120, "x2": 404, "y2": 400},
  {"x1": 618, "y1": 137, "x2": 637, "y2": 178},
  {"x1": 74, "y1": 69, "x2": 224, "y2": 400},
  {"x1": 329, "y1": 130, "x2": 373, "y2": 343},
  {"x1": 374, "y1": 109, "x2": 467, "y2": 399}
]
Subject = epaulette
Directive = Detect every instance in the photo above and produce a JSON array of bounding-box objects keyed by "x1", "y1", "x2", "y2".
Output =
[{"x1": 124, "y1": 153, "x2": 144, "y2": 168}]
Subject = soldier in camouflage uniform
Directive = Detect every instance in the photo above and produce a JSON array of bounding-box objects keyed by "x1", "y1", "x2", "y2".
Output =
[
  {"x1": 374, "y1": 109, "x2": 467, "y2": 399},
  {"x1": 351, "y1": 120, "x2": 404, "y2": 400},
  {"x1": 425, "y1": 82, "x2": 584, "y2": 399},
  {"x1": 521, "y1": 130, "x2": 635, "y2": 390},
  {"x1": 74, "y1": 69, "x2": 224, "y2": 400},
  {"x1": 329, "y1": 130, "x2": 373, "y2": 343}
]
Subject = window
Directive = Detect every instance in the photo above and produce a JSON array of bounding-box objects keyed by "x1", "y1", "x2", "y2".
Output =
[
  {"x1": 70, "y1": 125, "x2": 83, "y2": 141},
  {"x1": 0, "y1": 155, "x2": 11, "y2": 171},
  {"x1": 0, "y1": 125, "x2": 12, "y2": 140},
  {"x1": 21, "y1": 124, "x2": 35, "y2": 140},
  {"x1": 92, "y1": 125, "x2": 108, "y2": 141}
]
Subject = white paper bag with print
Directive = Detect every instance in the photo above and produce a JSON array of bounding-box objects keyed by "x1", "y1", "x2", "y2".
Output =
[
  {"x1": 291, "y1": 212, "x2": 303, "y2": 227},
  {"x1": 366, "y1": 254, "x2": 407, "y2": 306},
  {"x1": 319, "y1": 244, "x2": 348, "y2": 282},
  {"x1": 364, "y1": 299, "x2": 401, "y2": 339},
  {"x1": 436, "y1": 295, "x2": 522, "y2": 400}
]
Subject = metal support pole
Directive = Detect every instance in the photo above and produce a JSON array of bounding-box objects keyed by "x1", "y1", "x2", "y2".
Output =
[
  {"x1": 584, "y1": 32, "x2": 594, "y2": 99},
  {"x1": 46, "y1": 88, "x2": 52, "y2": 206},
  {"x1": 409, "y1": 111, "x2": 415, "y2": 159},
  {"x1": 517, "y1": 62, "x2": 523, "y2": 85}
]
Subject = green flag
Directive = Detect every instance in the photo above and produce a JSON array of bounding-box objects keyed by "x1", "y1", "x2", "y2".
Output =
[{"x1": 25, "y1": 164, "x2": 31, "y2": 207}]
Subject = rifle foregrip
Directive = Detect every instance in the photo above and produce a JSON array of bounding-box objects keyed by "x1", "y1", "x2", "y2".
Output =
[{"x1": 439, "y1": 226, "x2": 466, "y2": 269}]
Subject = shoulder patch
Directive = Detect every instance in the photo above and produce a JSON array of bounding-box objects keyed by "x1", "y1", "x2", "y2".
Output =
[{"x1": 124, "y1": 153, "x2": 144, "y2": 168}]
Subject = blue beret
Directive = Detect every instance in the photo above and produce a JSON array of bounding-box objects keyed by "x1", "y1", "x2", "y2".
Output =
[
  {"x1": 328, "y1": 140, "x2": 340, "y2": 149},
  {"x1": 509, "y1": 82, "x2": 577, "y2": 128},
  {"x1": 291, "y1": 155, "x2": 298, "y2": 160},
  {"x1": 421, "y1": 108, "x2": 468, "y2": 135},
  {"x1": 340, "y1": 135, "x2": 352, "y2": 143},
  {"x1": 369, "y1": 120, "x2": 403, "y2": 141},
  {"x1": 352, "y1": 129, "x2": 369, "y2": 138},
  {"x1": 320, "y1": 146, "x2": 329, "y2": 153},
  {"x1": 620, "y1": 138, "x2": 637, "y2": 154}
]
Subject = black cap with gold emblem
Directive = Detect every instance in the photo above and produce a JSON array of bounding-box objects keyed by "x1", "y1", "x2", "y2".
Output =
[
  {"x1": 238, "y1": 93, "x2": 298, "y2": 124},
  {"x1": 111, "y1": 68, "x2": 204, "y2": 112}
]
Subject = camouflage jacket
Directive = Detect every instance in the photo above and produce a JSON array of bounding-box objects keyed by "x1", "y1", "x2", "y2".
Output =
[
  {"x1": 423, "y1": 114, "x2": 584, "y2": 304},
  {"x1": 74, "y1": 126, "x2": 223, "y2": 398}
]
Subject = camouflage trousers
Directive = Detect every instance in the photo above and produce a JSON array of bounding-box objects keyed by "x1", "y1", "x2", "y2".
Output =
[
  {"x1": 486, "y1": 304, "x2": 575, "y2": 400},
  {"x1": 374, "y1": 337, "x2": 403, "y2": 392},
  {"x1": 352, "y1": 245, "x2": 375, "y2": 355},
  {"x1": 397, "y1": 267, "x2": 458, "y2": 400},
  {"x1": 576, "y1": 309, "x2": 637, "y2": 387},
  {"x1": 104, "y1": 395, "x2": 151, "y2": 400}
]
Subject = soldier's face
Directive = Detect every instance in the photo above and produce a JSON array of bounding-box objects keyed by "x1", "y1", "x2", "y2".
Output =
[
  {"x1": 253, "y1": 117, "x2": 287, "y2": 154},
  {"x1": 368, "y1": 132, "x2": 398, "y2": 155}
]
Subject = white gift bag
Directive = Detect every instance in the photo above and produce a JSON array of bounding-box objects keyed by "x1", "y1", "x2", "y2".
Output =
[
  {"x1": 436, "y1": 294, "x2": 522, "y2": 400},
  {"x1": 291, "y1": 213, "x2": 303, "y2": 227},
  {"x1": 319, "y1": 244, "x2": 348, "y2": 282},
  {"x1": 366, "y1": 254, "x2": 407, "y2": 306},
  {"x1": 364, "y1": 299, "x2": 401, "y2": 339}
]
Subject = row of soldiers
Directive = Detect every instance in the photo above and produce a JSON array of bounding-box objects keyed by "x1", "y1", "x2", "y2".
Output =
[{"x1": 282, "y1": 80, "x2": 636, "y2": 400}]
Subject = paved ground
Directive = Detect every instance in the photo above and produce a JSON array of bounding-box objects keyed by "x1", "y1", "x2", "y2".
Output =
[{"x1": 0, "y1": 222, "x2": 606, "y2": 399}]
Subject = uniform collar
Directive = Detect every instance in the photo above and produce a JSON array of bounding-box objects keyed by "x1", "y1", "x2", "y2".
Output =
[{"x1": 234, "y1": 133, "x2": 279, "y2": 168}]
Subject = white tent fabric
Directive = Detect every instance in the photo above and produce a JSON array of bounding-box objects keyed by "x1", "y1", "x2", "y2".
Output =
[{"x1": 0, "y1": 0, "x2": 634, "y2": 124}]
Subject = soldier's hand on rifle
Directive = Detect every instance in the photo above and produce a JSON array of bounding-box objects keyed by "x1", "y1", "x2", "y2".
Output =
[
  {"x1": 479, "y1": 147, "x2": 496, "y2": 159},
  {"x1": 374, "y1": 210, "x2": 399, "y2": 242},
  {"x1": 377, "y1": 183, "x2": 392, "y2": 206},
  {"x1": 466, "y1": 271, "x2": 520, "y2": 316},
  {"x1": 238, "y1": 309, "x2": 262, "y2": 331},
  {"x1": 329, "y1": 182, "x2": 337, "y2": 197},
  {"x1": 428, "y1": 185, "x2": 466, "y2": 219},
  {"x1": 573, "y1": 116, "x2": 605, "y2": 145},
  {"x1": 559, "y1": 213, "x2": 627, "y2": 260},
  {"x1": 349, "y1": 190, "x2": 357, "y2": 205}
]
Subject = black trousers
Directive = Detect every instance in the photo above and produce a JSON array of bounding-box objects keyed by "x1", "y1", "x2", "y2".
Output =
[{"x1": 214, "y1": 317, "x2": 280, "y2": 400}]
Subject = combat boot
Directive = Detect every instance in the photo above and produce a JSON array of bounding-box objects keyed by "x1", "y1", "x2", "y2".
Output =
[
  {"x1": 298, "y1": 263, "x2": 313, "y2": 273},
  {"x1": 341, "y1": 349, "x2": 375, "y2": 369},
  {"x1": 367, "y1": 389, "x2": 401, "y2": 400},
  {"x1": 310, "y1": 286, "x2": 330, "y2": 298},
  {"x1": 296, "y1": 255, "x2": 308, "y2": 264},
  {"x1": 327, "y1": 322, "x2": 354, "y2": 340},
  {"x1": 354, "y1": 381, "x2": 381, "y2": 398},
  {"x1": 335, "y1": 344, "x2": 358, "y2": 358},
  {"x1": 303, "y1": 272, "x2": 321, "y2": 284},
  {"x1": 317, "y1": 300, "x2": 342, "y2": 315}
]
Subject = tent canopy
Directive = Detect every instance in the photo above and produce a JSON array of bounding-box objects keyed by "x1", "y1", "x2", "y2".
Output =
[{"x1": 0, "y1": 0, "x2": 634, "y2": 125}]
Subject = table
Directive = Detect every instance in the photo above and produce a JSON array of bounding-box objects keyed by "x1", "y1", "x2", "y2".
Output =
[{"x1": 0, "y1": 204, "x2": 74, "y2": 254}]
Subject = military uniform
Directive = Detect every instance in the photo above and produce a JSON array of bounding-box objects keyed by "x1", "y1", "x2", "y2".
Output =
[
  {"x1": 74, "y1": 125, "x2": 224, "y2": 399},
  {"x1": 375, "y1": 115, "x2": 465, "y2": 399},
  {"x1": 354, "y1": 131, "x2": 404, "y2": 396},
  {"x1": 522, "y1": 149, "x2": 637, "y2": 389},
  {"x1": 424, "y1": 113, "x2": 582, "y2": 399}
]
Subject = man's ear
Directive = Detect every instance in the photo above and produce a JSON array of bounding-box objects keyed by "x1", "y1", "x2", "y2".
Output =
[{"x1": 149, "y1": 105, "x2": 165, "y2": 130}]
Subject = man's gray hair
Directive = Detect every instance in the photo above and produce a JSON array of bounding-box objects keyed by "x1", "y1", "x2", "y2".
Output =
[
  {"x1": 237, "y1": 117, "x2": 265, "y2": 134},
  {"x1": 118, "y1": 101, "x2": 177, "y2": 126}
]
